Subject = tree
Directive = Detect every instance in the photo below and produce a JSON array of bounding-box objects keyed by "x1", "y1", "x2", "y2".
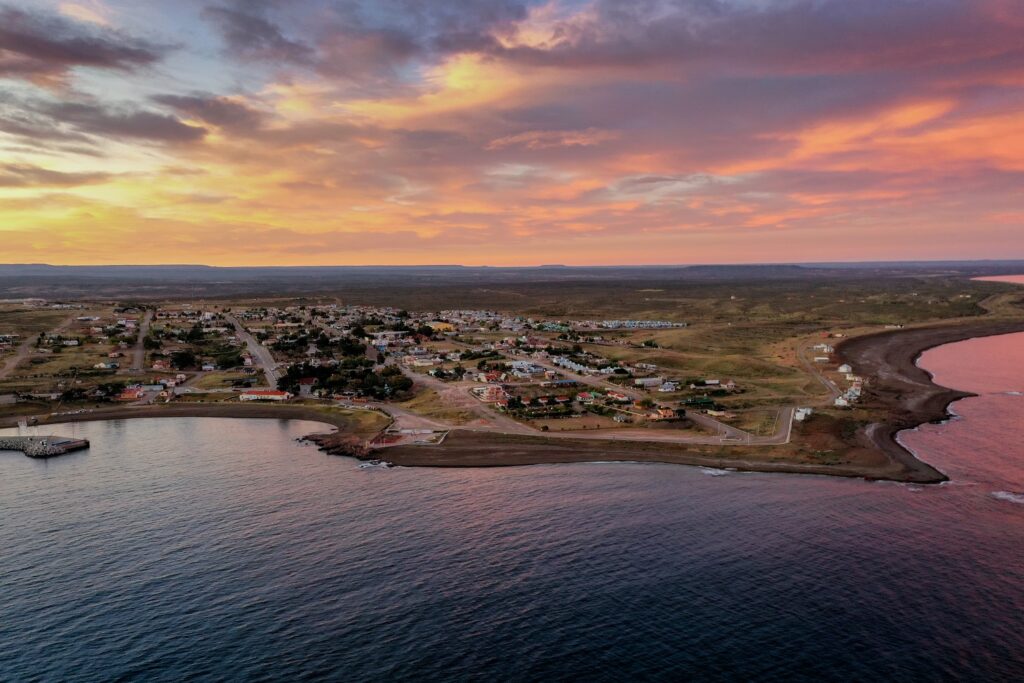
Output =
[{"x1": 171, "y1": 350, "x2": 197, "y2": 369}]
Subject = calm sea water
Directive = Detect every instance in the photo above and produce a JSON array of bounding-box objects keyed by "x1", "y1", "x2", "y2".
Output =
[{"x1": 1, "y1": 334, "x2": 1023, "y2": 682}]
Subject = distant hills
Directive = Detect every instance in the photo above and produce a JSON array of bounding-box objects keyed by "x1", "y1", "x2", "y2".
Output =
[{"x1": 1, "y1": 261, "x2": 1022, "y2": 300}]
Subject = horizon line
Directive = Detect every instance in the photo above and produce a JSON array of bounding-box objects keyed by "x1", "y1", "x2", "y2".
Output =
[{"x1": 3, "y1": 258, "x2": 1024, "y2": 270}]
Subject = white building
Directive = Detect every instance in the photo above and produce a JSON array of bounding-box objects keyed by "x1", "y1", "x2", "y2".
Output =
[{"x1": 240, "y1": 390, "x2": 292, "y2": 401}]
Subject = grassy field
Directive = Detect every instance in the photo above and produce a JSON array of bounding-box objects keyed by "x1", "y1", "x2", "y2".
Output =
[
  {"x1": 721, "y1": 409, "x2": 783, "y2": 436},
  {"x1": 190, "y1": 370, "x2": 254, "y2": 390},
  {"x1": 399, "y1": 389, "x2": 478, "y2": 424},
  {"x1": 0, "y1": 306, "x2": 76, "y2": 337}
]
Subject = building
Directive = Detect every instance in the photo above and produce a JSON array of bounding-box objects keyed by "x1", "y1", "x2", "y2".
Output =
[
  {"x1": 634, "y1": 377, "x2": 663, "y2": 388},
  {"x1": 115, "y1": 388, "x2": 145, "y2": 402},
  {"x1": 240, "y1": 390, "x2": 292, "y2": 401}
]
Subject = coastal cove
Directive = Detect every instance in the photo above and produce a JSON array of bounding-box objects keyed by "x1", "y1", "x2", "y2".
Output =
[{"x1": 2, "y1": 413, "x2": 1023, "y2": 681}]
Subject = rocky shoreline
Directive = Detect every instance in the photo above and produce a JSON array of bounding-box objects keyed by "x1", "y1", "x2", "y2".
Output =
[{"x1": 836, "y1": 319, "x2": 1024, "y2": 483}]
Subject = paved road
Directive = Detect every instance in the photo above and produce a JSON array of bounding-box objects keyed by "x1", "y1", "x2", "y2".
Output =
[
  {"x1": 522, "y1": 355, "x2": 782, "y2": 441},
  {"x1": 130, "y1": 310, "x2": 154, "y2": 372},
  {"x1": 0, "y1": 314, "x2": 75, "y2": 381},
  {"x1": 377, "y1": 362, "x2": 795, "y2": 446},
  {"x1": 225, "y1": 313, "x2": 278, "y2": 388}
]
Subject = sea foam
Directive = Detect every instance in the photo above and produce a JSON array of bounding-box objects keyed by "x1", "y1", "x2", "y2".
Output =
[
  {"x1": 991, "y1": 491, "x2": 1024, "y2": 505},
  {"x1": 700, "y1": 467, "x2": 730, "y2": 476}
]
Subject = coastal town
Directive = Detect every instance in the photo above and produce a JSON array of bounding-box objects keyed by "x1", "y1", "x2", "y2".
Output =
[{"x1": 0, "y1": 295, "x2": 880, "y2": 459}]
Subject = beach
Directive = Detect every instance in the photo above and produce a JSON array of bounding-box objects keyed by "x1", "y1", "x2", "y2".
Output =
[{"x1": 837, "y1": 319, "x2": 1024, "y2": 481}]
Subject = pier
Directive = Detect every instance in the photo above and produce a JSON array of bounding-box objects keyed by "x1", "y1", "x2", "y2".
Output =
[{"x1": 0, "y1": 436, "x2": 91, "y2": 458}]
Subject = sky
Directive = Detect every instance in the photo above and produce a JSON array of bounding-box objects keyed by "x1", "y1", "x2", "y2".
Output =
[{"x1": 1, "y1": 0, "x2": 1023, "y2": 266}]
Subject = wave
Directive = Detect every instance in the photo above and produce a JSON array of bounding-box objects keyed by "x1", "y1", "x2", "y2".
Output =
[
  {"x1": 700, "y1": 467, "x2": 730, "y2": 477},
  {"x1": 991, "y1": 491, "x2": 1024, "y2": 505}
]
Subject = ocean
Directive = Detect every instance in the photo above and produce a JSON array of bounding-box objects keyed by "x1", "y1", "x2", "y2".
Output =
[{"x1": 1, "y1": 334, "x2": 1023, "y2": 681}]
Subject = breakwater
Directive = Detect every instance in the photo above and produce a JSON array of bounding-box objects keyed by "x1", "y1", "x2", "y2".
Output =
[{"x1": 0, "y1": 436, "x2": 90, "y2": 458}]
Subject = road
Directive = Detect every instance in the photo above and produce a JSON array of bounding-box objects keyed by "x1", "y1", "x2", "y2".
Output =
[
  {"x1": 796, "y1": 342, "x2": 842, "y2": 402},
  {"x1": 396, "y1": 365, "x2": 537, "y2": 435},
  {"x1": 0, "y1": 314, "x2": 75, "y2": 381},
  {"x1": 130, "y1": 310, "x2": 154, "y2": 372},
  {"x1": 520, "y1": 355, "x2": 788, "y2": 442},
  {"x1": 225, "y1": 313, "x2": 278, "y2": 388},
  {"x1": 374, "y1": 362, "x2": 795, "y2": 447}
]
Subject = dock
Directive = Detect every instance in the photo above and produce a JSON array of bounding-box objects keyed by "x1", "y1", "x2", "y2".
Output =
[{"x1": 0, "y1": 436, "x2": 91, "y2": 458}]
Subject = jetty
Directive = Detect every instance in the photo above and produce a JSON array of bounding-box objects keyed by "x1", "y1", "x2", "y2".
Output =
[{"x1": 0, "y1": 436, "x2": 90, "y2": 458}]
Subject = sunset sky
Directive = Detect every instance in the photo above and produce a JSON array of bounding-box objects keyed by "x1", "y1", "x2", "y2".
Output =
[{"x1": 2, "y1": 0, "x2": 1023, "y2": 266}]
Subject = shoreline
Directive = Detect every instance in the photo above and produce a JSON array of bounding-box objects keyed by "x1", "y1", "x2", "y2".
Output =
[
  {"x1": 4, "y1": 318, "x2": 1024, "y2": 482},
  {"x1": 836, "y1": 319, "x2": 1024, "y2": 482}
]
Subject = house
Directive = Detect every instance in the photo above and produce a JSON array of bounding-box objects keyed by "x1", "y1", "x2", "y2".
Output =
[
  {"x1": 240, "y1": 390, "x2": 292, "y2": 402},
  {"x1": 634, "y1": 377, "x2": 663, "y2": 388},
  {"x1": 201, "y1": 363, "x2": 217, "y2": 372},
  {"x1": 606, "y1": 391, "x2": 630, "y2": 403},
  {"x1": 477, "y1": 385, "x2": 507, "y2": 403},
  {"x1": 838, "y1": 364, "x2": 853, "y2": 374},
  {"x1": 658, "y1": 382, "x2": 678, "y2": 393},
  {"x1": 298, "y1": 377, "x2": 317, "y2": 397},
  {"x1": 115, "y1": 388, "x2": 145, "y2": 402},
  {"x1": 794, "y1": 407, "x2": 813, "y2": 421},
  {"x1": 834, "y1": 396, "x2": 850, "y2": 408}
]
